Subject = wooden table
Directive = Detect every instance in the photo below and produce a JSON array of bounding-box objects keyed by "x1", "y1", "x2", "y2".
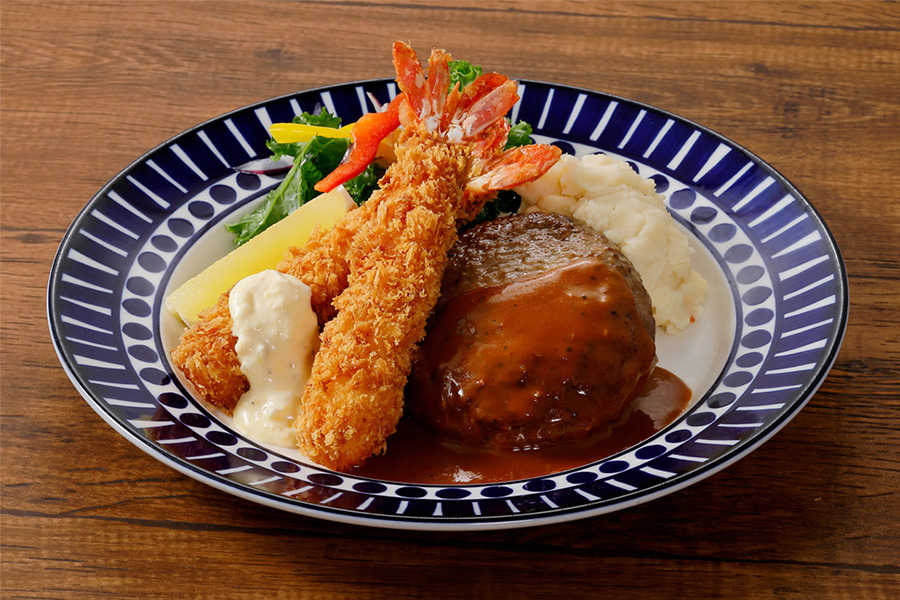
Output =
[{"x1": 3, "y1": 1, "x2": 898, "y2": 597}]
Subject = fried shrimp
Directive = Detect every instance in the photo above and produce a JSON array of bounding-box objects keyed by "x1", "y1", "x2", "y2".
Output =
[
  {"x1": 296, "y1": 129, "x2": 470, "y2": 467},
  {"x1": 169, "y1": 41, "x2": 561, "y2": 469},
  {"x1": 170, "y1": 189, "x2": 395, "y2": 412},
  {"x1": 296, "y1": 43, "x2": 560, "y2": 468},
  {"x1": 169, "y1": 200, "x2": 379, "y2": 413}
]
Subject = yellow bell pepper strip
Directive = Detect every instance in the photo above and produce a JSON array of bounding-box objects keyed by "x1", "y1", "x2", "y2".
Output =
[
  {"x1": 314, "y1": 94, "x2": 404, "y2": 193},
  {"x1": 269, "y1": 122, "x2": 355, "y2": 144}
]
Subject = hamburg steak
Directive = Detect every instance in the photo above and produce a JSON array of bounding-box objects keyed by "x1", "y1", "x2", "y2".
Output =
[{"x1": 407, "y1": 212, "x2": 657, "y2": 449}]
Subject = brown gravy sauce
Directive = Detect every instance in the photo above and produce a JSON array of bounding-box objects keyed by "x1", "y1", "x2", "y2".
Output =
[
  {"x1": 406, "y1": 257, "x2": 657, "y2": 449},
  {"x1": 349, "y1": 257, "x2": 691, "y2": 485},
  {"x1": 351, "y1": 368, "x2": 691, "y2": 484}
]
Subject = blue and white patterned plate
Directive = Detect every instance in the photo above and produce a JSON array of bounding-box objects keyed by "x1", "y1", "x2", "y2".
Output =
[{"x1": 48, "y1": 79, "x2": 847, "y2": 530}]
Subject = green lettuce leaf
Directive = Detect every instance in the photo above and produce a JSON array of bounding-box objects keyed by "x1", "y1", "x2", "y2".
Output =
[
  {"x1": 505, "y1": 120, "x2": 534, "y2": 149},
  {"x1": 343, "y1": 163, "x2": 386, "y2": 206},
  {"x1": 226, "y1": 134, "x2": 350, "y2": 246},
  {"x1": 449, "y1": 60, "x2": 482, "y2": 89},
  {"x1": 225, "y1": 160, "x2": 303, "y2": 247},
  {"x1": 265, "y1": 108, "x2": 346, "y2": 159},
  {"x1": 294, "y1": 107, "x2": 343, "y2": 128},
  {"x1": 467, "y1": 189, "x2": 522, "y2": 228}
]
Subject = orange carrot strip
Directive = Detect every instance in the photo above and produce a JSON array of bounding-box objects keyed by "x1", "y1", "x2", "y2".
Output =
[{"x1": 314, "y1": 95, "x2": 404, "y2": 193}]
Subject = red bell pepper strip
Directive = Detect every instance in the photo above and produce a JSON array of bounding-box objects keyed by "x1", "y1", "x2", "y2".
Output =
[{"x1": 314, "y1": 94, "x2": 404, "y2": 193}]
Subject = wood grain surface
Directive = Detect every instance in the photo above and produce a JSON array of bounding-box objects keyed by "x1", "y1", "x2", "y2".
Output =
[{"x1": 2, "y1": 1, "x2": 899, "y2": 598}]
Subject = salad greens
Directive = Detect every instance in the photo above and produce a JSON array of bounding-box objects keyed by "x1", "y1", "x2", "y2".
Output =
[
  {"x1": 342, "y1": 162, "x2": 386, "y2": 207},
  {"x1": 226, "y1": 109, "x2": 380, "y2": 246},
  {"x1": 448, "y1": 60, "x2": 482, "y2": 89},
  {"x1": 468, "y1": 190, "x2": 522, "y2": 227},
  {"x1": 505, "y1": 120, "x2": 533, "y2": 150},
  {"x1": 296, "y1": 108, "x2": 342, "y2": 128},
  {"x1": 228, "y1": 60, "x2": 541, "y2": 245}
]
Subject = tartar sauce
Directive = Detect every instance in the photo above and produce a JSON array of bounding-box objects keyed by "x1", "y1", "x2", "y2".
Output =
[{"x1": 228, "y1": 270, "x2": 319, "y2": 447}]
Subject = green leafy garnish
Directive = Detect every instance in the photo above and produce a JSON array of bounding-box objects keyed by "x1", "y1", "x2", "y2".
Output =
[
  {"x1": 449, "y1": 60, "x2": 483, "y2": 89},
  {"x1": 266, "y1": 139, "x2": 304, "y2": 160},
  {"x1": 226, "y1": 107, "x2": 392, "y2": 245},
  {"x1": 343, "y1": 163, "x2": 386, "y2": 206},
  {"x1": 467, "y1": 190, "x2": 522, "y2": 228},
  {"x1": 226, "y1": 161, "x2": 301, "y2": 246},
  {"x1": 266, "y1": 108, "x2": 347, "y2": 160},
  {"x1": 226, "y1": 136, "x2": 349, "y2": 246},
  {"x1": 226, "y1": 109, "x2": 351, "y2": 246},
  {"x1": 294, "y1": 107, "x2": 343, "y2": 128},
  {"x1": 505, "y1": 120, "x2": 534, "y2": 149}
]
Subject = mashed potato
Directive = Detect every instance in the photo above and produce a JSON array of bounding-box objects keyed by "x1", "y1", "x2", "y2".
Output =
[{"x1": 515, "y1": 153, "x2": 706, "y2": 332}]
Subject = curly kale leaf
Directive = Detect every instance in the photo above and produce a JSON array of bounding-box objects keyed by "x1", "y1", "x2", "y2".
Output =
[
  {"x1": 505, "y1": 120, "x2": 534, "y2": 149},
  {"x1": 466, "y1": 189, "x2": 522, "y2": 228},
  {"x1": 227, "y1": 134, "x2": 349, "y2": 246},
  {"x1": 448, "y1": 60, "x2": 483, "y2": 89},
  {"x1": 343, "y1": 163, "x2": 386, "y2": 206},
  {"x1": 294, "y1": 107, "x2": 343, "y2": 128}
]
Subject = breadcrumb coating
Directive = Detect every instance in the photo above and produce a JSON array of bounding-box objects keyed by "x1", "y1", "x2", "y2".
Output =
[
  {"x1": 295, "y1": 130, "x2": 469, "y2": 468},
  {"x1": 169, "y1": 295, "x2": 246, "y2": 412},
  {"x1": 170, "y1": 177, "x2": 404, "y2": 413}
]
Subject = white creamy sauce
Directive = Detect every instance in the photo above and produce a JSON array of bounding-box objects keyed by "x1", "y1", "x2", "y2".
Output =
[{"x1": 228, "y1": 270, "x2": 319, "y2": 447}]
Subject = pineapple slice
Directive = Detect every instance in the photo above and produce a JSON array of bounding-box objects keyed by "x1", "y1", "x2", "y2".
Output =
[{"x1": 166, "y1": 186, "x2": 355, "y2": 326}]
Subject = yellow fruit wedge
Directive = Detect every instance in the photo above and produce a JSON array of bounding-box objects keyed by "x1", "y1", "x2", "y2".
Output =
[{"x1": 165, "y1": 186, "x2": 355, "y2": 326}]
